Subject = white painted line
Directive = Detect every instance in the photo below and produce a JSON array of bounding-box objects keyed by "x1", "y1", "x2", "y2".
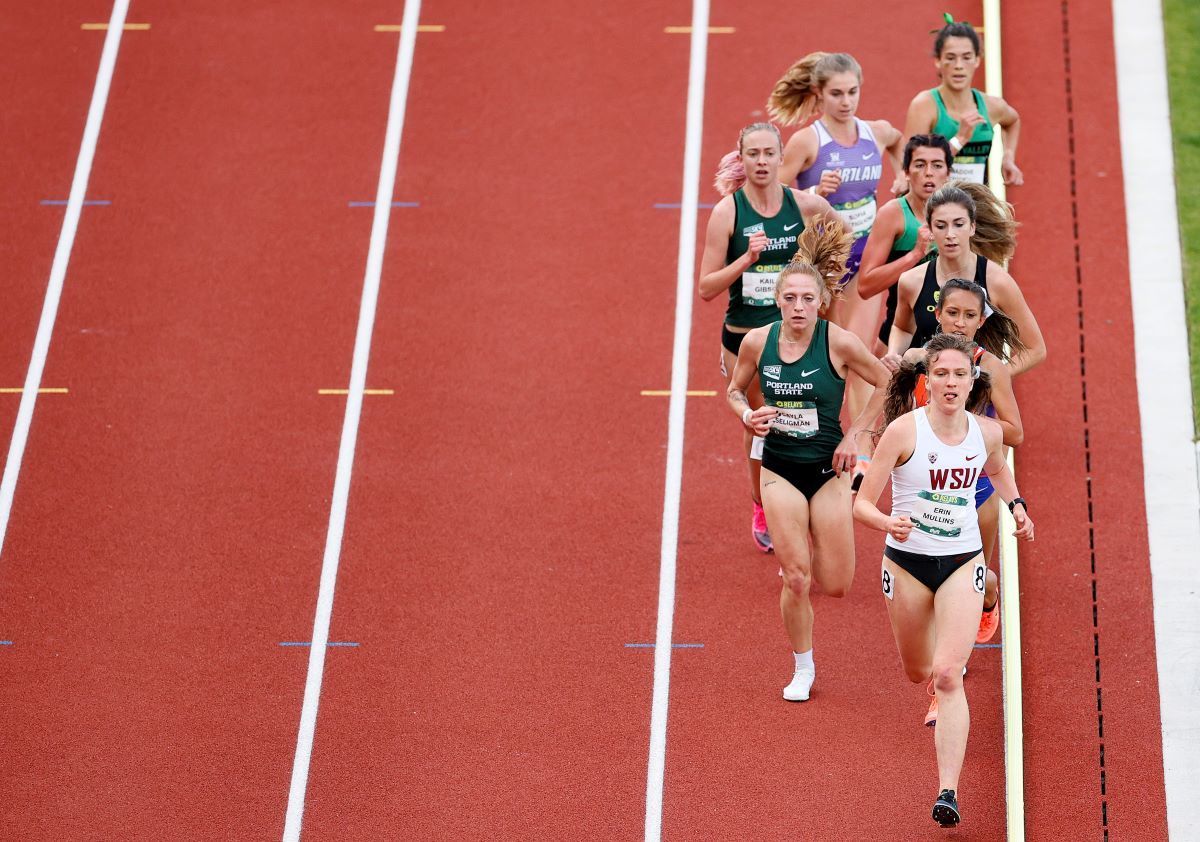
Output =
[
  {"x1": 281, "y1": 0, "x2": 422, "y2": 838},
  {"x1": 1113, "y1": 0, "x2": 1200, "y2": 834},
  {"x1": 980, "y1": 1, "x2": 1026, "y2": 838},
  {"x1": 0, "y1": 0, "x2": 129, "y2": 561},
  {"x1": 644, "y1": 2, "x2": 707, "y2": 840}
]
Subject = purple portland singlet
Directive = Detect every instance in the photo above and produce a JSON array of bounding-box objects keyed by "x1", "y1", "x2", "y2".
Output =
[{"x1": 795, "y1": 118, "x2": 883, "y2": 282}]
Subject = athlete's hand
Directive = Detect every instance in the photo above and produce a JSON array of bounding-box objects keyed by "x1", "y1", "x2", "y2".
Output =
[
  {"x1": 888, "y1": 514, "x2": 913, "y2": 542},
  {"x1": 881, "y1": 352, "x2": 905, "y2": 373},
  {"x1": 746, "y1": 230, "x2": 769, "y2": 262},
  {"x1": 816, "y1": 169, "x2": 842, "y2": 197},
  {"x1": 744, "y1": 406, "x2": 776, "y2": 437},
  {"x1": 891, "y1": 172, "x2": 909, "y2": 196},
  {"x1": 832, "y1": 437, "x2": 858, "y2": 476},
  {"x1": 1002, "y1": 158, "x2": 1024, "y2": 186},
  {"x1": 956, "y1": 109, "x2": 985, "y2": 143},
  {"x1": 912, "y1": 224, "x2": 935, "y2": 256},
  {"x1": 1012, "y1": 505, "x2": 1034, "y2": 540}
]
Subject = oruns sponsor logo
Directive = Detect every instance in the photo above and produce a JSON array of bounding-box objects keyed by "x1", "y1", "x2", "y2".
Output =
[{"x1": 762, "y1": 365, "x2": 782, "y2": 381}]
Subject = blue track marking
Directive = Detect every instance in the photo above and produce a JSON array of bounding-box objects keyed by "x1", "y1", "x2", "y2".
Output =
[
  {"x1": 347, "y1": 201, "x2": 419, "y2": 208},
  {"x1": 0, "y1": 641, "x2": 12, "y2": 646},
  {"x1": 974, "y1": 643, "x2": 1002, "y2": 649}
]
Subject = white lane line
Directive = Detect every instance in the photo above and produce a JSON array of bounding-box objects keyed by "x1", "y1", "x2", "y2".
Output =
[
  {"x1": 644, "y1": 2, "x2": 708, "y2": 840},
  {"x1": 281, "y1": 1, "x2": 422, "y2": 838},
  {"x1": 0, "y1": 0, "x2": 129, "y2": 561},
  {"x1": 1113, "y1": 0, "x2": 1200, "y2": 835}
]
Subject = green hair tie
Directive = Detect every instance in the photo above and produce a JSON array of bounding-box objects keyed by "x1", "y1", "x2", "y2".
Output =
[{"x1": 932, "y1": 12, "x2": 972, "y2": 34}]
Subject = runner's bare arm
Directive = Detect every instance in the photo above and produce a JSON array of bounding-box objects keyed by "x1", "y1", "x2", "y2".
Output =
[
  {"x1": 831, "y1": 323, "x2": 891, "y2": 430},
  {"x1": 886, "y1": 270, "x2": 922, "y2": 356},
  {"x1": 698, "y1": 197, "x2": 753, "y2": 300},
  {"x1": 858, "y1": 202, "x2": 930, "y2": 298},
  {"x1": 979, "y1": 417, "x2": 1034, "y2": 539},
  {"x1": 793, "y1": 190, "x2": 849, "y2": 233},
  {"x1": 778, "y1": 127, "x2": 818, "y2": 186},
  {"x1": 985, "y1": 264, "x2": 1046, "y2": 374},
  {"x1": 987, "y1": 94, "x2": 1023, "y2": 185},
  {"x1": 726, "y1": 328, "x2": 774, "y2": 435},
  {"x1": 853, "y1": 415, "x2": 915, "y2": 534},
  {"x1": 981, "y1": 355, "x2": 1024, "y2": 446},
  {"x1": 904, "y1": 90, "x2": 937, "y2": 138},
  {"x1": 870, "y1": 119, "x2": 907, "y2": 194}
]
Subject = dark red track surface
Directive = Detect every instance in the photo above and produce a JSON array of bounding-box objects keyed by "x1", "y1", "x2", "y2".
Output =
[{"x1": 0, "y1": 1, "x2": 1169, "y2": 839}]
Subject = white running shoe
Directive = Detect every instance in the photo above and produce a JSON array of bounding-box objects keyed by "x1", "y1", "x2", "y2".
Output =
[{"x1": 782, "y1": 669, "x2": 815, "y2": 702}]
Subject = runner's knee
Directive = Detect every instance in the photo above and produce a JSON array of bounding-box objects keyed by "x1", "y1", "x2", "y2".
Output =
[
  {"x1": 781, "y1": 566, "x2": 811, "y2": 598},
  {"x1": 931, "y1": 662, "x2": 965, "y2": 694}
]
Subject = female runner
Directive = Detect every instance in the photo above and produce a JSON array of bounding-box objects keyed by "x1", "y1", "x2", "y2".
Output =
[
  {"x1": 767, "y1": 51, "x2": 905, "y2": 418},
  {"x1": 904, "y1": 17, "x2": 1023, "y2": 186},
  {"x1": 726, "y1": 221, "x2": 890, "y2": 702},
  {"x1": 700, "y1": 123, "x2": 843, "y2": 553},
  {"x1": 891, "y1": 278, "x2": 1028, "y2": 642},
  {"x1": 854, "y1": 332, "x2": 1034, "y2": 827},
  {"x1": 856, "y1": 134, "x2": 954, "y2": 353},
  {"x1": 887, "y1": 182, "x2": 1046, "y2": 375}
]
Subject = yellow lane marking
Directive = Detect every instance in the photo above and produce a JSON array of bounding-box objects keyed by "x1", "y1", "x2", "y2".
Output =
[
  {"x1": 664, "y1": 26, "x2": 734, "y2": 34},
  {"x1": 640, "y1": 390, "x2": 717, "y2": 397},
  {"x1": 0, "y1": 388, "x2": 68, "y2": 394},
  {"x1": 318, "y1": 389, "x2": 394, "y2": 396},
  {"x1": 82, "y1": 23, "x2": 150, "y2": 30},
  {"x1": 373, "y1": 24, "x2": 445, "y2": 32}
]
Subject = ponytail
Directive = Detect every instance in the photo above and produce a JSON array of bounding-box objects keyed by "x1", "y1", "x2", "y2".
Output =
[
  {"x1": 776, "y1": 215, "x2": 853, "y2": 312},
  {"x1": 767, "y1": 52, "x2": 862, "y2": 126}
]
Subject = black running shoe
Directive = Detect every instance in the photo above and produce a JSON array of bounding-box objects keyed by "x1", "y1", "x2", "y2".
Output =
[{"x1": 932, "y1": 789, "x2": 960, "y2": 827}]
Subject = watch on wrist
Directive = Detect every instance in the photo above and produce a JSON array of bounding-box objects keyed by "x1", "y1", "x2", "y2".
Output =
[{"x1": 1008, "y1": 497, "x2": 1027, "y2": 514}]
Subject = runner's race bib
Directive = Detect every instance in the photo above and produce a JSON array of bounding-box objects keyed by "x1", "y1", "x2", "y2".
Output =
[
  {"x1": 742, "y1": 269, "x2": 780, "y2": 306},
  {"x1": 950, "y1": 160, "x2": 986, "y2": 184},
  {"x1": 770, "y1": 401, "x2": 819, "y2": 439},
  {"x1": 911, "y1": 489, "x2": 970, "y2": 538},
  {"x1": 836, "y1": 195, "x2": 877, "y2": 239}
]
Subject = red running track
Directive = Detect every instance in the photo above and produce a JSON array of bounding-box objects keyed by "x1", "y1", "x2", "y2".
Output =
[{"x1": 0, "y1": 0, "x2": 1171, "y2": 839}]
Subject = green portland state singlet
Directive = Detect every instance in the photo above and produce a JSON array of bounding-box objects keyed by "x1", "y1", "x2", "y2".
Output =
[
  {"x1": 758, "y1": 319, "x2": 845, "y2": 462},
  {"x1": 724, "y1": 186, "x2": 803, "y2": 329},
  {"x1": 932, "y1": 88, "x2": 993, "y2": 184}
]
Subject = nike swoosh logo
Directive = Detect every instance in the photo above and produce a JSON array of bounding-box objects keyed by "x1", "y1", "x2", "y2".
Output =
[
  {"x1": 801, "y1": 368, "x2": 820, "y2": 377},
  {"x1": 821, "y1": 468, "x2": 835, "y2": 475},
  {"x1": 783, "y1": 223, "x2": 800, "y2": 231},
  {"x1": 862, "y1": 152, "x2": 875, "y2": 160},
  {"x1": 965, "y1": 454, "x2": 979, "y2": 461}
]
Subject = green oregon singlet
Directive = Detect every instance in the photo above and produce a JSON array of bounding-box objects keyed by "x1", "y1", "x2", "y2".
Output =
[
  {"x1": 724, "y1": 186, "x2": 803, "y2": 329},
  {"x1": 758, "y1": 319, "x2": 845, "y2": 462},
  {"x1": 931, "y1": 88, "x2": 993, "y2": 184}
]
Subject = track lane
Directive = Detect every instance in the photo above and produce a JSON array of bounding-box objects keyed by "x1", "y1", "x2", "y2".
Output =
[
  {"x1": 666, "y1": 3, "x2": 1011, "y2": 837},
  {"x1": 0, "y1": 9, "x2": 108, "y2": 502},
  {"x1": 295, "y1": 0, "x2": 692, "y2": 837},
  {"x1": 0, "y1": 5, "x2": 417, "y2": 837},
  {"x1": 1003, "y1": 1, "x2": 1168, "y2": 837}
]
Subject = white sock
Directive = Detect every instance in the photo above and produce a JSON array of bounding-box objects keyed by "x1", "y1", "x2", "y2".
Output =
[{"x1": 793, "y1": 650, "x2": 814, "y2": 672}]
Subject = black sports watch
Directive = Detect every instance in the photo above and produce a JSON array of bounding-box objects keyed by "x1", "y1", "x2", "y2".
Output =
[{"x1": 1008, "y1": 497, "x2": 1028, "y2": 514}]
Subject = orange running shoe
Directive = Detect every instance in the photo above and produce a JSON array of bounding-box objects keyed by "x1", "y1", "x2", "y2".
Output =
[
  {"x1": 977, "y1": 598, "x2": 1000, "y2": 644},
  {"x1": 924, "y1": 680, "x2": 938, "y2": 727}
]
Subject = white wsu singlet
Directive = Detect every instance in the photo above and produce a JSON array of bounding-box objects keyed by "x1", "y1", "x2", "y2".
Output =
[{"x1": 887, "y1": 408, "x2": 986, "y2": 555}]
